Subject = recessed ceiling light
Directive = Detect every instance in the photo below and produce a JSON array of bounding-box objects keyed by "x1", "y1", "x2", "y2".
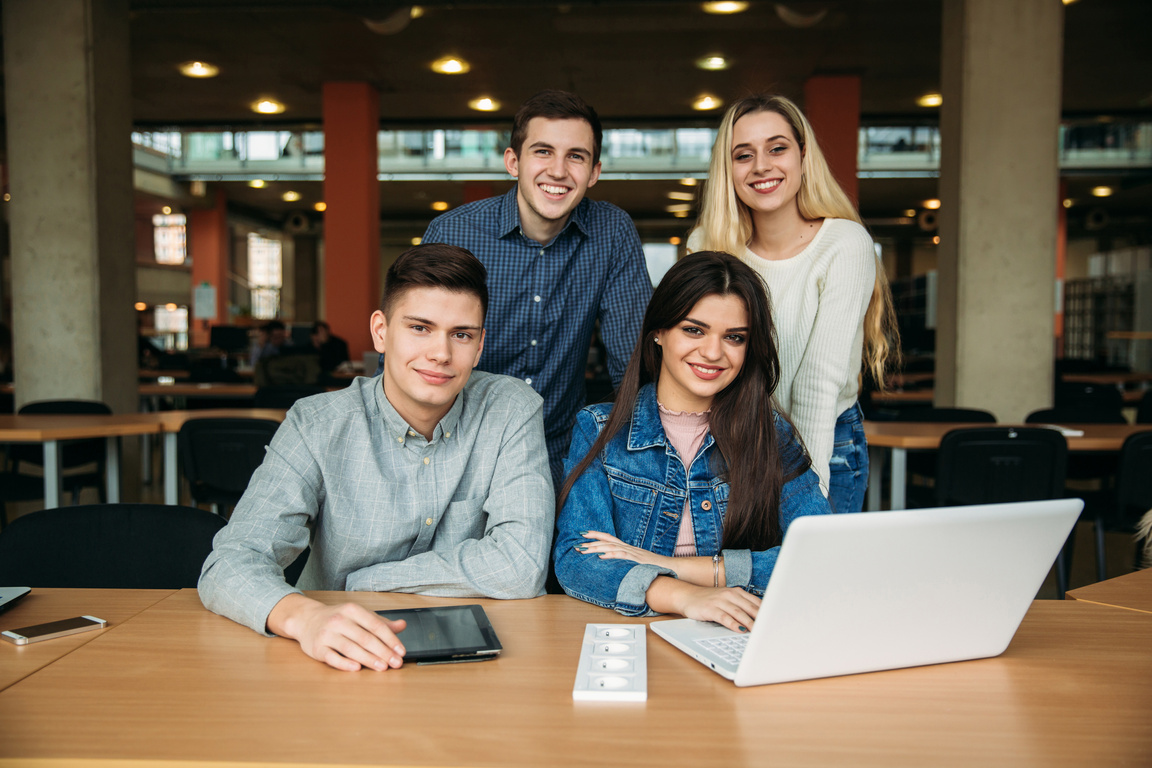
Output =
[
  {"x1": 431, "y1": 201, "x2": 450, "y2": 211},
  {"x1": 932, "y1": 236, "x2": 941, "y2": 245},
  {"x1": 282, "y1": 191, "x2": 301, "y2": 202},
  {"x1": 1091, "y1": 186, "x2": 1113, "y2": 197},
  {"x1": 410, "y1": 5, "x2": 425, "y2": 18},
  {"x1": 702, "y1": 2, "x2": 749, "y2": 14},
  {"x1": 903, "y1": 209, "x2": 917, "y2": 218},
  {"x1": 248, "y1": 179, "x2": 266, "y2": 188},
  {"x1": 673, "y1": 211, "x2": 690, "y2": 218},
  {"x1": 695, "y1": 55, "x2": 730, "y2": 71},
  {"x1": 693, "y1": 94, "x2": 722, "y2": 111},
  {"x1": 134, "y1": 302, "x2": 148, "y2": 312},
  {"x1": 917, "y1": 93, "x2": 943, "y2": 108},
  {"x1": 431, "y1": 56, "x2": 471, "y2": 75},
  {"x1": 165, "y1": 303, "x2": 178, "y2": 311},
  {"x1": 314, "y1": 202, "x2": 327, "y2": 212},
  {"x1": 179, "y1": 61, "x2": 219, "y2": 78},
  {"x1": 1063, "y1": 198, "x2": 1074, "y2": 208},
  {"x1": 1062, "y1": 0, "x2": 1078, "y2": 5},
  {"x1": 669, "y1": 237, "x2": 682, "y2": 245},
  {"x1": 251, "y1": 99, "x2": 286, "y2": 115},
  {"x1": 2, "y1": 193, "x2": 9, "y2": 202},
  {"x1": 468, "y1": 96, "x2": 500, "y2": 112},
  {"x1": 666, "y1": 203, "x2": 693, "y2": 213},
  {"x1": 923, "y1": 198, "x2": 941, "y2": 210},
  {"x1": 667, "y1": 191, "x2": 696, "y2": 201},
  {"x1": 411, "y1": 237, "x2": 423, "y2": 246},
  {"x1": 680, "y1": 178, "x2": 698, "y2": 186},
  {"x1": 161, "y1": 206, "x2": 172, "y2": 215}
]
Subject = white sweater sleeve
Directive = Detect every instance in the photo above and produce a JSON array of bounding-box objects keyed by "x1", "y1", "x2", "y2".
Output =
[{"x1": 786, "y1": 223, "x2": 876, "y2": 494}]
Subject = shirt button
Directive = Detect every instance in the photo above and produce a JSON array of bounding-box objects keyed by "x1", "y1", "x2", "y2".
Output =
[
  {"x1": 423, "y1": 457, "x2": 430, "y2": 465},
  {"x1": 539, "y1": 248, "x2": 545, "y2": 255},
  {"x1": 425, "y1": 518, "x2": 433, "y2": 526},
  {"x1": 701, "y1": 500, "x2": 713, "y2": 511},
  {"x1": 530, "y1": 339, "x2": 537, "y2": 346},
  {"x1": 533, "y1": 295, "x2": 541, "y2": 303},
  {"x1": 445, "y1": 431, "x2": 451, "y2": 438},
  {"x1": 408, "y1": 430, "x2": 416, "y2": 437},
  {"x1": 525, "y1": 377, "x2": 532, "y2": 385},
  {"x1": 397, "y1": 437, "x2": 404, "y2": 444}
]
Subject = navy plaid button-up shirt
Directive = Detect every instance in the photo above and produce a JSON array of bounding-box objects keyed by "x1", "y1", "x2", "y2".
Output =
[{"x1": 422, "y1": 188, "x2": 652, "y2": 483}]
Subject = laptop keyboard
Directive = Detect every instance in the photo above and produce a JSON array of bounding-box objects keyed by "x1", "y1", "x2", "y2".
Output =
[{"x1": 696, "y1": 634, "x2": 748, "y2": 666}]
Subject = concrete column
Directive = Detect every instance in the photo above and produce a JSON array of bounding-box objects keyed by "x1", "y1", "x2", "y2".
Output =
[
  {"x1": 935, "y1": 0, "x2": 1063, "y2": 420},
  {"x1": 804, "y1": 75, "x2": 861, "y2": 206},
  {"x1": 322, "y1": 82, "x2": 380, "y2": 358},
  {"x1": 3, "y1": 0, "x2": 136, "y2": 414},
  {"x1": 189, "y1": 189, "x2": 230, "y2": 347}
]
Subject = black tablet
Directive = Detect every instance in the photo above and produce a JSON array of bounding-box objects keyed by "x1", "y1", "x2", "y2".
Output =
[{"x1": 375, "y1": 604, "x2": 503, "y2": 665}]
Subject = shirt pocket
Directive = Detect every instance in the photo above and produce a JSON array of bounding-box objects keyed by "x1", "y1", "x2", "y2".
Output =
[
  {"x1": 709, "y1": 478, "x2": 731, "y2": 517},
  {"x1": 418, "y1": 496, "x2": 486, "y2": 555},
  {"x1": 605, "y1": 472, "x2": 659, "y2": 545}
]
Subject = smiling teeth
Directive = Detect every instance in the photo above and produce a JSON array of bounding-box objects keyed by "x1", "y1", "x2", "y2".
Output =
[
  {"x1": 540, "y1": 184, "x2": 568, "y2": 195},
  {"x1": 691, "y1": 364, "x2": 720, "y2": 374},
  {"x1": 752, "y1": 179, "x2": 782, "y2": 191}
]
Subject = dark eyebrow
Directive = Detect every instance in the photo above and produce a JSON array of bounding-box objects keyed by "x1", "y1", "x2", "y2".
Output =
[
  {"x1": 402, "y1": 315, "x2": 482, "y2": 332},
  {"x1": 731, "y1": 135, "x2": 791, "y2": 152},
  {"x1": 529, "y1": 140, "x2": 590, "y2": 158},
  {"x1": 682, "y1": 316, "x2": 749, "y2": 333}
]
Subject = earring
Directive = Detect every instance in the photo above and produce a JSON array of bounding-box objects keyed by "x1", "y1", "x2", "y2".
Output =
[{"x1": 654, "y1": 337, "x2": 661, "y2": 345}]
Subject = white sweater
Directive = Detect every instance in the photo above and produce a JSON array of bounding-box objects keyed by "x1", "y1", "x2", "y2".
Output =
[{"x1": 688, "y1": 219, "x2": 875, "y2": 494}]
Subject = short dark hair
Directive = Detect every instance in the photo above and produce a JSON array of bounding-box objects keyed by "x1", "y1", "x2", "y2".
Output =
[
  {"x1": 510, "y1": 89, "x2": 602, "y2": 165},
  {"x1": 261, "y1": 320, "x2": 286, "y2": 333},
  {"x1": 380, "y1": 243, "x2": 489, "y2": 321},
  {"x1": 310, "y1": 321, "x2": 330, "y2": 334}
]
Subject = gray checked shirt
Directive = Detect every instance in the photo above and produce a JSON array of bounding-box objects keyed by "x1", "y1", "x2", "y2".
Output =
[{"x1": 198, "y1": 371, "x2": 555, "y2": 635}]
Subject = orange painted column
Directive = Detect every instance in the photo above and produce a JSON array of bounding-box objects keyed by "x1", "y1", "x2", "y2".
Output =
[
  {"x1": 463, "y1": 181, "x2": 495, "y2": 204},
  {"x1": 323, "y1": 82, "x2": 380, "y2": 358},
  {"x1": 803, "y1": 75, "x2": 861, "y2": 206},
  {"x1": 189, "y1": 188, "x2": 229, "y2": 348}
]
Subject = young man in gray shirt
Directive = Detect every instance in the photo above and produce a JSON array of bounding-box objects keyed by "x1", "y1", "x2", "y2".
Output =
[{"x1": 199, "y1": 244, "x2": 554, "y2": 672}]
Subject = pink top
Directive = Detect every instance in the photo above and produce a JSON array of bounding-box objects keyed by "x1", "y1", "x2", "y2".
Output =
[{"x1": 658, "y1": 402, "x2": 711, "y2": 557}]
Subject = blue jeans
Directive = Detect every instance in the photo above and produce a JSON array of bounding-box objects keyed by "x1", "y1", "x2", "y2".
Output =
[{"x1": 827, "y1": 402, "x2": 869, "y2": 514}]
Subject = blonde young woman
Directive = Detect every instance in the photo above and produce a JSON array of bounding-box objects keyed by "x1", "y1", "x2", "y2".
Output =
[{"x1": 688, "y1": 94, "x2": 899, "y2": 514}]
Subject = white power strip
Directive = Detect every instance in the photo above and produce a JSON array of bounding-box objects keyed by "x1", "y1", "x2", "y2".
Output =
[{"x1": 571, "y1": 623, "x2": 648, "y2": 702}]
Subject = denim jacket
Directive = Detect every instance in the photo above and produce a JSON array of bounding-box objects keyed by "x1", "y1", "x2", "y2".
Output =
[{"x1": 554, "y1": 383, "x2": 830, "y2": 616}]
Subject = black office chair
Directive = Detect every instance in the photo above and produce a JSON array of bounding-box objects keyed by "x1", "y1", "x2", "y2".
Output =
[
  {"x1": 1093, "y1": 431, "x2": 1152, "y2": 582},
  {"x1": 6, "y1": 399, "x2": 112, "y2": 505},
  {"x1": 935, "y1": 426, "x2": 1072, "y2": 597},
  {"x1": 178, "y1": 417, "x2": 281, "y2": 514},
  {"x1": 890, "y1": 407, "x2": 997, "y2": 509},
  {"x1": 1136, "y1": 391, "x2": 1152, "y2": 424},
  {"x1": 254, "y1": 384, "x2": 326, "y2": 409},
  {"x1": 0, "y1": 503, "x2": 226, "y2": 588},
  {"x1": 255, "y1": 354, "x2": 321, "y2": 387}
]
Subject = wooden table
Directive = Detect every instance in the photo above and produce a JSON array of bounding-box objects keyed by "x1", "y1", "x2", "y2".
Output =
[
  {"x1": 138, "y1": 381, "x2": 258, "y2": 400},
  {"x1": 865, "y1": 421, "x2": 1152, "y2": 511},
  {"x1": 1066, "y1": 567, "x2": 1152, "y2": 614},
  {"x1": 0, "y1": 414, "x2": 164, "y2": 508},
  {"x1": 0, "y1": 590, "x2": 1150, "y2": 767},
  {"x1": 0, "y1": 588, "x2": 174, "y2": 692}
]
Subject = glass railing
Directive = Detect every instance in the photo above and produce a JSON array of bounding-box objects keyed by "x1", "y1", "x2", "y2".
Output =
[{"x1": 132, "y1": 118, "x2": 1152, "y2": 180}]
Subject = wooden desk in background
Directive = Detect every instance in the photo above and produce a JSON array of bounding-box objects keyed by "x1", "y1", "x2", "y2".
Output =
[
  {"x1": 864, "y1": 422, "x2": 1152, "y2": 511},
  {"x1": 1067, "y1": 567, "x2": 1152, "y2": 615},
  {"x1": 1, "y1": 590, "x2": 1150, "y2": 767},
  {"x1": 0, "y1": 588, "x2": 174, "y2": 692},
  {"x1": 0, "y1": 414, "x2": 163, "y2": 508}
]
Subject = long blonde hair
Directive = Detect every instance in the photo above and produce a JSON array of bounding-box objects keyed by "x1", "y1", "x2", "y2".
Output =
[{"x1": 691, "y1": 94, "x2": 900, "y2": 386}]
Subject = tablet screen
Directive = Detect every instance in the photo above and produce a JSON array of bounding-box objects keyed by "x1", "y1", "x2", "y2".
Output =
[{"x1": 375, "y1": 604, "x2": 502, "y2": 662}]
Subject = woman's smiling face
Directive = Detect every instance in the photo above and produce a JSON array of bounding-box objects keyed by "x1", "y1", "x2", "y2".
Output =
[
  {"x1": 729, "y1": 109, "x2": 804, "y2": 218},
  {"x1": 654, "y1": 293, "x2": 749, "y2": 413}
]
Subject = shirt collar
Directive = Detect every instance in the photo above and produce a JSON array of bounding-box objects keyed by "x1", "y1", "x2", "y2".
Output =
[
  {"x1": 627, "y1": 383, "x2": 669, "y2": 450},
  {"x1": 372, "y1": 375, "x2": 464, "y2": 443},
  {"x1": 496, "y1": 186, "x2": 592, "y2": 242}
]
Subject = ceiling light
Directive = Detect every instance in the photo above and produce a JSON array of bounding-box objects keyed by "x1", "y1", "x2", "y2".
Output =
[
  {"x1": 251, "y1": 99, "x2": 286, "y2": 115},
  {"x1": 932, "y1": 236, "x2": 941, "y2": 245},
  {"x1": 693, "y1": 95, "x2": 722, "y2": 111},
  {"x1": 1091, "y1": 186, "x2": 1113, "y2": 197},
  {"x1": 1063, "y1": 198, "x2": 1074, "y2": 208},
  {"x1": 680, "y1": 178, "x2": 698, "y2": 186},
  {"x1": 917, "y1": 93, "x2": 943, "y2": 108},
  {"x1": 702, "y1": 2, "x2": 749, "y2": 14},
  {"x1": 669, "y1": 237, "x2": 682, "y2": 245},
  {"x1": 179, "y1": 61, "x2": 219, "y2": 78},
  {"x1": 411, "y1": 237, "x2": 422, "y2": 246},
  {"x1": 468, "y1": 96, "x2": 500, "y2": 112},
  {"x1": 667, "y1": 191, "x2": 696, "y2": 201},
  {"x1": 282, "y1": 191, "x2": 301, "y2": 202},
  {"x1": 666, "y1": 203, "x2": 693, "y2": 213},
  {"x1": 695, "y1": 55, "x2": 730, "y2": 71},
  {"x1": 903, "y1": 209, "x2": 917, "y2": 218},
  {"x1": 923, "y1": 199, "x2": 941, "y2": 210},
  {"x1": 248, "y1": 179, "x2": 266, "y2": 188},
  {"x1": 431, "y1": 56, "x2": 470, "y2": 75},
  {"x1": 411, "y1": 5, "x2": 425, "y2": 17},
  {"x1": 165, "y1": 303, "x2": 178, "y2": 312},
  {"x1": 673, "y1": 211, "x2": 690, "y2": 218},
  {"x1": 1062, "y1": 0, "x2": 1078, "y2": 5},
  {"x1": 2, "y1": 193, "x2": 9, "y2": 202},
  {"x1": 314, "y1": 202, "x2": 327, "y2": 212},
  {"x1": 134, "y1": 302, "x2": 147, "y2": 312},
  {"x1": 161, "y1": 206, "x2": 172, "y2": 215},
  {"x1": 431, "y1": 201, "x2": 450, "y2": 211}
]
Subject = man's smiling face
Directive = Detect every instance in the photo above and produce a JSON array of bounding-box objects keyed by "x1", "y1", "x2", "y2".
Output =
[{"x1": 504, "y1": 117, "x2": 601, "y2": 242}]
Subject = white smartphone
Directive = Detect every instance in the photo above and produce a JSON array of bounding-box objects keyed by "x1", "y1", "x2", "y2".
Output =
[{"x1": 1, "y1": 615, "x2": 107, "y2": 645}]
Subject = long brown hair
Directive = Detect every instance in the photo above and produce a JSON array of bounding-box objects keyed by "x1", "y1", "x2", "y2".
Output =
[
  {"x1": 557, "y1": 251, "x2": 809, "y2": 551},
  {"x1": 690, "y1": 94, "x2": 901, "y2": 385}
]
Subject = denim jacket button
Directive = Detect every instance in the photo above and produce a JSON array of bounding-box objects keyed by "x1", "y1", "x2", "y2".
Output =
[{"x1": 701, "y1": 500, "x2": 712, "y2": 511}]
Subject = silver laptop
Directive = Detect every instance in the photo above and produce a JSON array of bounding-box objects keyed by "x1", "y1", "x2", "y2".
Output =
[
  {"x1": 651, "y1": 499, "x2": 1081, "y2": 687},
  {"x1": 0, "y1": 586, "x2": 31, "y2": 614}
]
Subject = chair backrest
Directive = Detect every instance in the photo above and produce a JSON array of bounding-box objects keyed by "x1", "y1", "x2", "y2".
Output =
[
  {"x1": 890, "y1": 407, "x2": 997, "y2": 423},
  {"x1": 1054, "y1": 381, "x2": 1123, "y2": 413},
  {"x1": 256, "y1": 354, "x2": 320, "y2": 387},
  {"x1": 1111, "y1": 431, "x2": 1152, "y2": 530},
  {"x1": 935, "y1": 427, "x2": 1068, "y2": 508},
  {"x1": 1025, "y1": 407, "x2": 1127, "y2": 425},
  {"x1": 12, "y1": 399, "x2": 112, "y2": 468},
  {"x1": 254, "y1": 384, "x2": 326, "y2": 409},
  {"x1": 179, "y1": 418, "x2": 281, "y2": 506},
  {"x1": 0, "y1": 503, "x2": 226, "y2": 588},
  {"x1": 1137, "y1": 391, "x2": 1152, "y2": 425}
]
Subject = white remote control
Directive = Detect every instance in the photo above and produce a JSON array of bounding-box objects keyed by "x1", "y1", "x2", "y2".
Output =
[{"x1": 571, "y1": 623, "x2": 647, "y2": 702}]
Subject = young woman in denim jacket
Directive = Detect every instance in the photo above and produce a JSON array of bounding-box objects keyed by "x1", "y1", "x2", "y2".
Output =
[{"x1": 554, "y1": 251, "x2": 830, "y2": 633}]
